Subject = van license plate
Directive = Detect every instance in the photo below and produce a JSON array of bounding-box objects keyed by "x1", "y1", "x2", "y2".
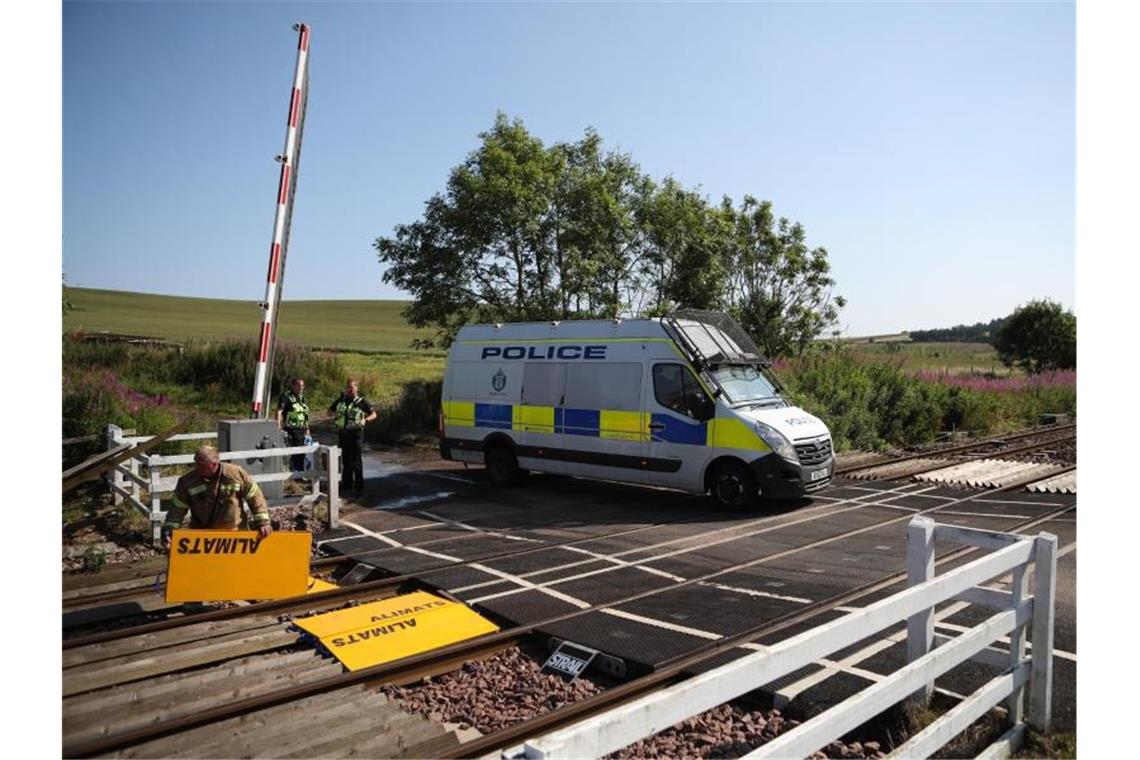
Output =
[{"x1": 810, "y1": 468, "x2": 830, "y2": 482}]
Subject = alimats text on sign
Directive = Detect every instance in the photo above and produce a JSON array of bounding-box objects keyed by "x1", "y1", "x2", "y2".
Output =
[
  {"x1": 294, "y1": 591, "x2": 499, "y2": 671},
  {"x1": 165, "y1": 529, "x2": 311, "y2": 603}
]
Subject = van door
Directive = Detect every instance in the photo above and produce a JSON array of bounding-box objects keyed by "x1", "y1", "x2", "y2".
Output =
[
  {"x1": 517, "y1": 362, "x2": 566, "y2": 471},
  {"x1": 646, "y1": 363, "x2": 715, "y2": 490},
  {"x1": 561, "y1": 362, "x2": 647, "y2": 484}
]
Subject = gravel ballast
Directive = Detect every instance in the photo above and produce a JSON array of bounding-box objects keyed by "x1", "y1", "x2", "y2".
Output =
[{"x1": 380, "y1": 644, "x2": 888, "y2": 759}]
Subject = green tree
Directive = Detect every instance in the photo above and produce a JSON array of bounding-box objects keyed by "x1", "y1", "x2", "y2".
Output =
[
  {"x1": 724, "y1": 197, "x2": 845, "y2": 357},
  {"x1": 376, "y1": 114, "x2": 654, "y2": 346},
  {"x1": 376, "y1": 116, "x2": 844, "y2": 353},
  {"x1": 638, "y1": 179, "x2": 730, "y2": 315},
  {"x1": 993, "y1": 299, "x2": 1076, "y2": 374},
  {"x1": 375, "y1": 114, "x2": 559, "y2": 347}
]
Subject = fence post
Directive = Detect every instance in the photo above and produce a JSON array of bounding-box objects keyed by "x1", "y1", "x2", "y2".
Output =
[
  {"x1": 148, "y1": 457, "x2": 164, "y2": 547},
  {"x1": 906, "y1": 516, "x2": 936, "y2": 705},
  {"x1": 326, "y1": 446, "x2": 340, "y2": 529},
  {"x1": 1007, "y1": 561, "x2": 1030, "y2": 725},
  {"x1": 1029, "y1": 532, "x2": 1058, "y2": 731},
  {"x1": 105, "y1": 424, "x2": 125, "y2": 507}
]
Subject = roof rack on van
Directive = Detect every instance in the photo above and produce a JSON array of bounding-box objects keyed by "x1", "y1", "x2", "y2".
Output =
[{"x1": 662, "y1": 310, "x2": 770, "y2": 369}]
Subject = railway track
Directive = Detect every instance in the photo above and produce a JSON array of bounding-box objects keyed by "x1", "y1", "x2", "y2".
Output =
[
  {"x1": 444, "y1": 499, "x2": 1076, "y2": 759},
  {"x1": 62, "y1": 502, "x2": 735, "y2": 649},
  {"x1": 836, "y1": 424, "x2": 1076, "y2": 481},
  {"x1": 64, "y1": 467, "x2": 1074, "y2": 758}
]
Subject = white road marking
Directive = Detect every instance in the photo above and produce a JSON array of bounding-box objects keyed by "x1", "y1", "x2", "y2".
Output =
[
  {"x1": 697, "y1": 582, "x2": 812, "y2": 605},
  {"x1": 338, "y1": 519, "x2": 461, "y2": 561},
  {"x1": 424, "y1": 471, "x2": 482, "y2": 485},
  {"x1": 560, "y1": 545, "x2": 687, "y2": 582},
  {"x1": 466, "y1": 562, "x2": 591, "y2": 609},
  {"x1": 416, "y1": 509, "x2": 546, "y2": 544},
  {"x1": 370, "y1": 491, "x2": 454, "y2": 511},
  {"x1": 599, "y1": 608, "x2": 723, "y2": 640},
  {"x1": 454, "y1": 484, "x2": 941, "y2": 600}
]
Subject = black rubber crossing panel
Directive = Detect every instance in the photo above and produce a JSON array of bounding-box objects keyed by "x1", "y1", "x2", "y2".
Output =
[
  {"x1": 385, "y1": 527, "x2": 486, "y2": 545},
  {"x1": 777, "y1": 671, "x2": 878, "y2": 720},
  {"x1": 445, "y1": 578, "x2": 519, "y2": 600},
  {"x1": 635, "y1": 553, "x2": 726, "y2": 580},
  {"x1": 554, "y1": 566, "x2": 680, "y2": 606},
  {"x1": 314, "y1": 527, "x2": 361, "y2": 544},
  {"x1": 337, "y1": 511, "x2": 441, "y2": 533},
  {"x1": 539, "y1": 610, "x2": 715, "y2": 673},
  {"x1": 465, "y1": 547, "x2": 608, "y2": 578},
  {"x1": 474, "y1": 588, "x2": 584, "y2": 627},
  {"x1": 320, "y1": 536, "x2": 392, "y2": 557},
  {"x1": 613, "y1": 584, "x2": 810, "y2": 638}
]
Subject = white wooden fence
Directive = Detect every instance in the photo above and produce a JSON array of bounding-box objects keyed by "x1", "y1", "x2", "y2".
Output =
[
  {"x1": 508, "y1": 516, "x2": 1057, "y2": 759},
  {"x1": 102, "y1": 424, "x2": 342, "y2": 544}
]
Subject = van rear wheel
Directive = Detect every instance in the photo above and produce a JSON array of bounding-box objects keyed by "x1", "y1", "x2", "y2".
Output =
[
  {"x1": 485, "y1": 444, "x2": 521, "y2": 486},
  {"x1": 709, "y1": 461, "x2": 758, "y2": 510}
]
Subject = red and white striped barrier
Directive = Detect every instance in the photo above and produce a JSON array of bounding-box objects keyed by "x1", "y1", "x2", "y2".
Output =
[{"x1": 251, "y1": 23, "x2": 311, "y2": 417}]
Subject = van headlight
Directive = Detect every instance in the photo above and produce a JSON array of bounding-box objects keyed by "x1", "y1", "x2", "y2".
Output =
[{"x1": 754, "y1": 422, "x2": 797, "y2": 462}]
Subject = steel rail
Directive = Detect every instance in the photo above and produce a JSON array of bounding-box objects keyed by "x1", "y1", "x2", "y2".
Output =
[
  {"x1": 62, "y1": 482, "x2": 929, "y2": 648},
  {"x1": 446, "y1": 499, "x2": 1076, "y2": 758},
  {"x1": 62, "y1": 502, "x2": 725, "y2": 649},
  {"x1": 61, "y1": 556, "x2": 350, "y2": 613},
  {"x1": 835, "y1": 423, "x2": 1075, "y2": 476},
  {"x1": 846, "y1": 433, "x2": 1077, "y2": 481},
  {"x1": 65, "y1": 468, "x2": 1070, "y2": 758}
]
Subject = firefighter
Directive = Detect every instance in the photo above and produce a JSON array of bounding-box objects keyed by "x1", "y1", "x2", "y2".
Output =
[
  {"x1": 162, "y1": 445, "x2": 272, "y2": 547},
  {"x1": 329, "y1": 379, "x2": 377, "y2": 493},
  {"x1": 276, "y1": 377, "x2": 310, "y2": 474}
]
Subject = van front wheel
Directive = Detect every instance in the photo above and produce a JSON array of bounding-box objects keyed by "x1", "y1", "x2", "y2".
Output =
[
  {"x1": 709, "y1": 461, "x2": 758, "y2": 510},
  {"x1": 485, "y1": 444, "x2": 521, "y2": 486}
]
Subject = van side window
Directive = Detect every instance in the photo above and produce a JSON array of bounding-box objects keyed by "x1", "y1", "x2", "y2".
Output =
[
  {"x1": 522, "y1": 363, "x2": 566, "y2": 407},
  {"x1": 653, "y1": 364, "x2": 712, "y2": 420},
  {"x1": 564, "y1": 363, "x2": 642, "y2": 411}
]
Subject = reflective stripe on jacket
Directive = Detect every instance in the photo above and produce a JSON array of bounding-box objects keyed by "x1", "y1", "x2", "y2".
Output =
[{"x1": 282, "y1": 391, "x2": 310, "y2": 429}]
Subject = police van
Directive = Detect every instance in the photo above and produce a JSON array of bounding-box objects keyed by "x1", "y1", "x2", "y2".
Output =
[{"x1": 439, "y1": 310, "x2": 833, "y2": 508}]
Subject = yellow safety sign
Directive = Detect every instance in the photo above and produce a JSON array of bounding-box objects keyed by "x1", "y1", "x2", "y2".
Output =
[
  {"x1": 293, "y1": 590, "x2": 499, "y2": 671},
  {"x1": 165, "y1": 530, "x2": 311, "y2": 602}
]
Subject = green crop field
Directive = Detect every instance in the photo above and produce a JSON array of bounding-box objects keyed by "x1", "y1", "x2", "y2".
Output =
[{"x1": 63, "y1": 288, "x2": 440, "y2": 354}]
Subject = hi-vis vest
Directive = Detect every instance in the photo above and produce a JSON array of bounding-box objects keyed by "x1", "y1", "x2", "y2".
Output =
[
  {"x1": 334, "y1": 396, "x2": 367, "y2": 430},
  {"x1": 283, "y1": 391, "x2": 309, "y2": 429}
]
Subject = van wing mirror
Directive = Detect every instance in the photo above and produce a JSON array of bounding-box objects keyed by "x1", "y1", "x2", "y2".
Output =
[{"x1": 687, "y1": 391, "x2": 715, "y2": 422}]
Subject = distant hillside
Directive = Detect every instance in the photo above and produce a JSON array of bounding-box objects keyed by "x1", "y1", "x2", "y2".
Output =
[
  {"x1": 62, "y1": 288, "x2": 439, "y2": 354},
  {"x1": 908, "y1": 317, "x2": 1006, "y2": 344}
]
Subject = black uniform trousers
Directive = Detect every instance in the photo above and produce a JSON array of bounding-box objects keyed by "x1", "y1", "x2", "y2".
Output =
[
  {"x1": 338, "y1": 428, "x2": 365, "y2": 490},
  {"x1": 284, "y1": 428, "x2": 307, "y2": 472}
]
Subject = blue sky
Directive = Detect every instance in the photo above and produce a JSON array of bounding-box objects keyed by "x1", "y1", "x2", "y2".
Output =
[{"x1": 63, "y1": 1, "x2": 1074, "y2": 336}]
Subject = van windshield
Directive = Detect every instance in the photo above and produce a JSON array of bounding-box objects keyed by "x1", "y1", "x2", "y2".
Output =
[{"x1": 711, "y1": 365, "x2": 780, "y2": 404}]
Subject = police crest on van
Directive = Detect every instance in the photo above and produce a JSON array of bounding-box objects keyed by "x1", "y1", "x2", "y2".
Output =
[{"x1": 490, "y1": 368, "x2": 507, "y2": 395}]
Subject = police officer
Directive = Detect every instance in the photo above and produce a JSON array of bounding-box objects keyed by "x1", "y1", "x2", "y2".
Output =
[
  {"x1": 276, "y1": 377, "x2": 310, "y2": 473},
  {"x1": 162, "y1": 446, "x2": 272, "y2": 546},
  {"x1": 329, "y1": 379, "x2": 377, "y2": 493}
]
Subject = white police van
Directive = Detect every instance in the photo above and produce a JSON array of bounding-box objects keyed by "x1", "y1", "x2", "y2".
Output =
[{"x1": 439, "y1": 310, "x2": 833, "y2": 508}]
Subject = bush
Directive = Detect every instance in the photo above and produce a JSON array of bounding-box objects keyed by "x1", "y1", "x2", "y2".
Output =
[
  {"x1": 779, "y1": 348, "x2": 1015, "y2": 451},
  {"x1": 365, "y1": 380, "x2": 443, "y2": 445},
  {"x1": 62, "y1": 369, "x2": 179, "y2": 438},
  {"x1": 62, "y1": 334, "x2": 348, "y2": 436}
]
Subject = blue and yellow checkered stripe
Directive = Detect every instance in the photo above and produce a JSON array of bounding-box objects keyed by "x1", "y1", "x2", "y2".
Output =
[{"x1": 442, "y1": 401, "x2": 770, "y2": 452}]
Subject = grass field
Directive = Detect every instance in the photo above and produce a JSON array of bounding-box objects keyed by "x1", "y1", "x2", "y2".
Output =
[
  {"x1": 64, "y1": 287, "x2": 440, "y2": 354},
  {"x1": 850, "y1": 341, "x2": 1012, "y2": 375}
]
